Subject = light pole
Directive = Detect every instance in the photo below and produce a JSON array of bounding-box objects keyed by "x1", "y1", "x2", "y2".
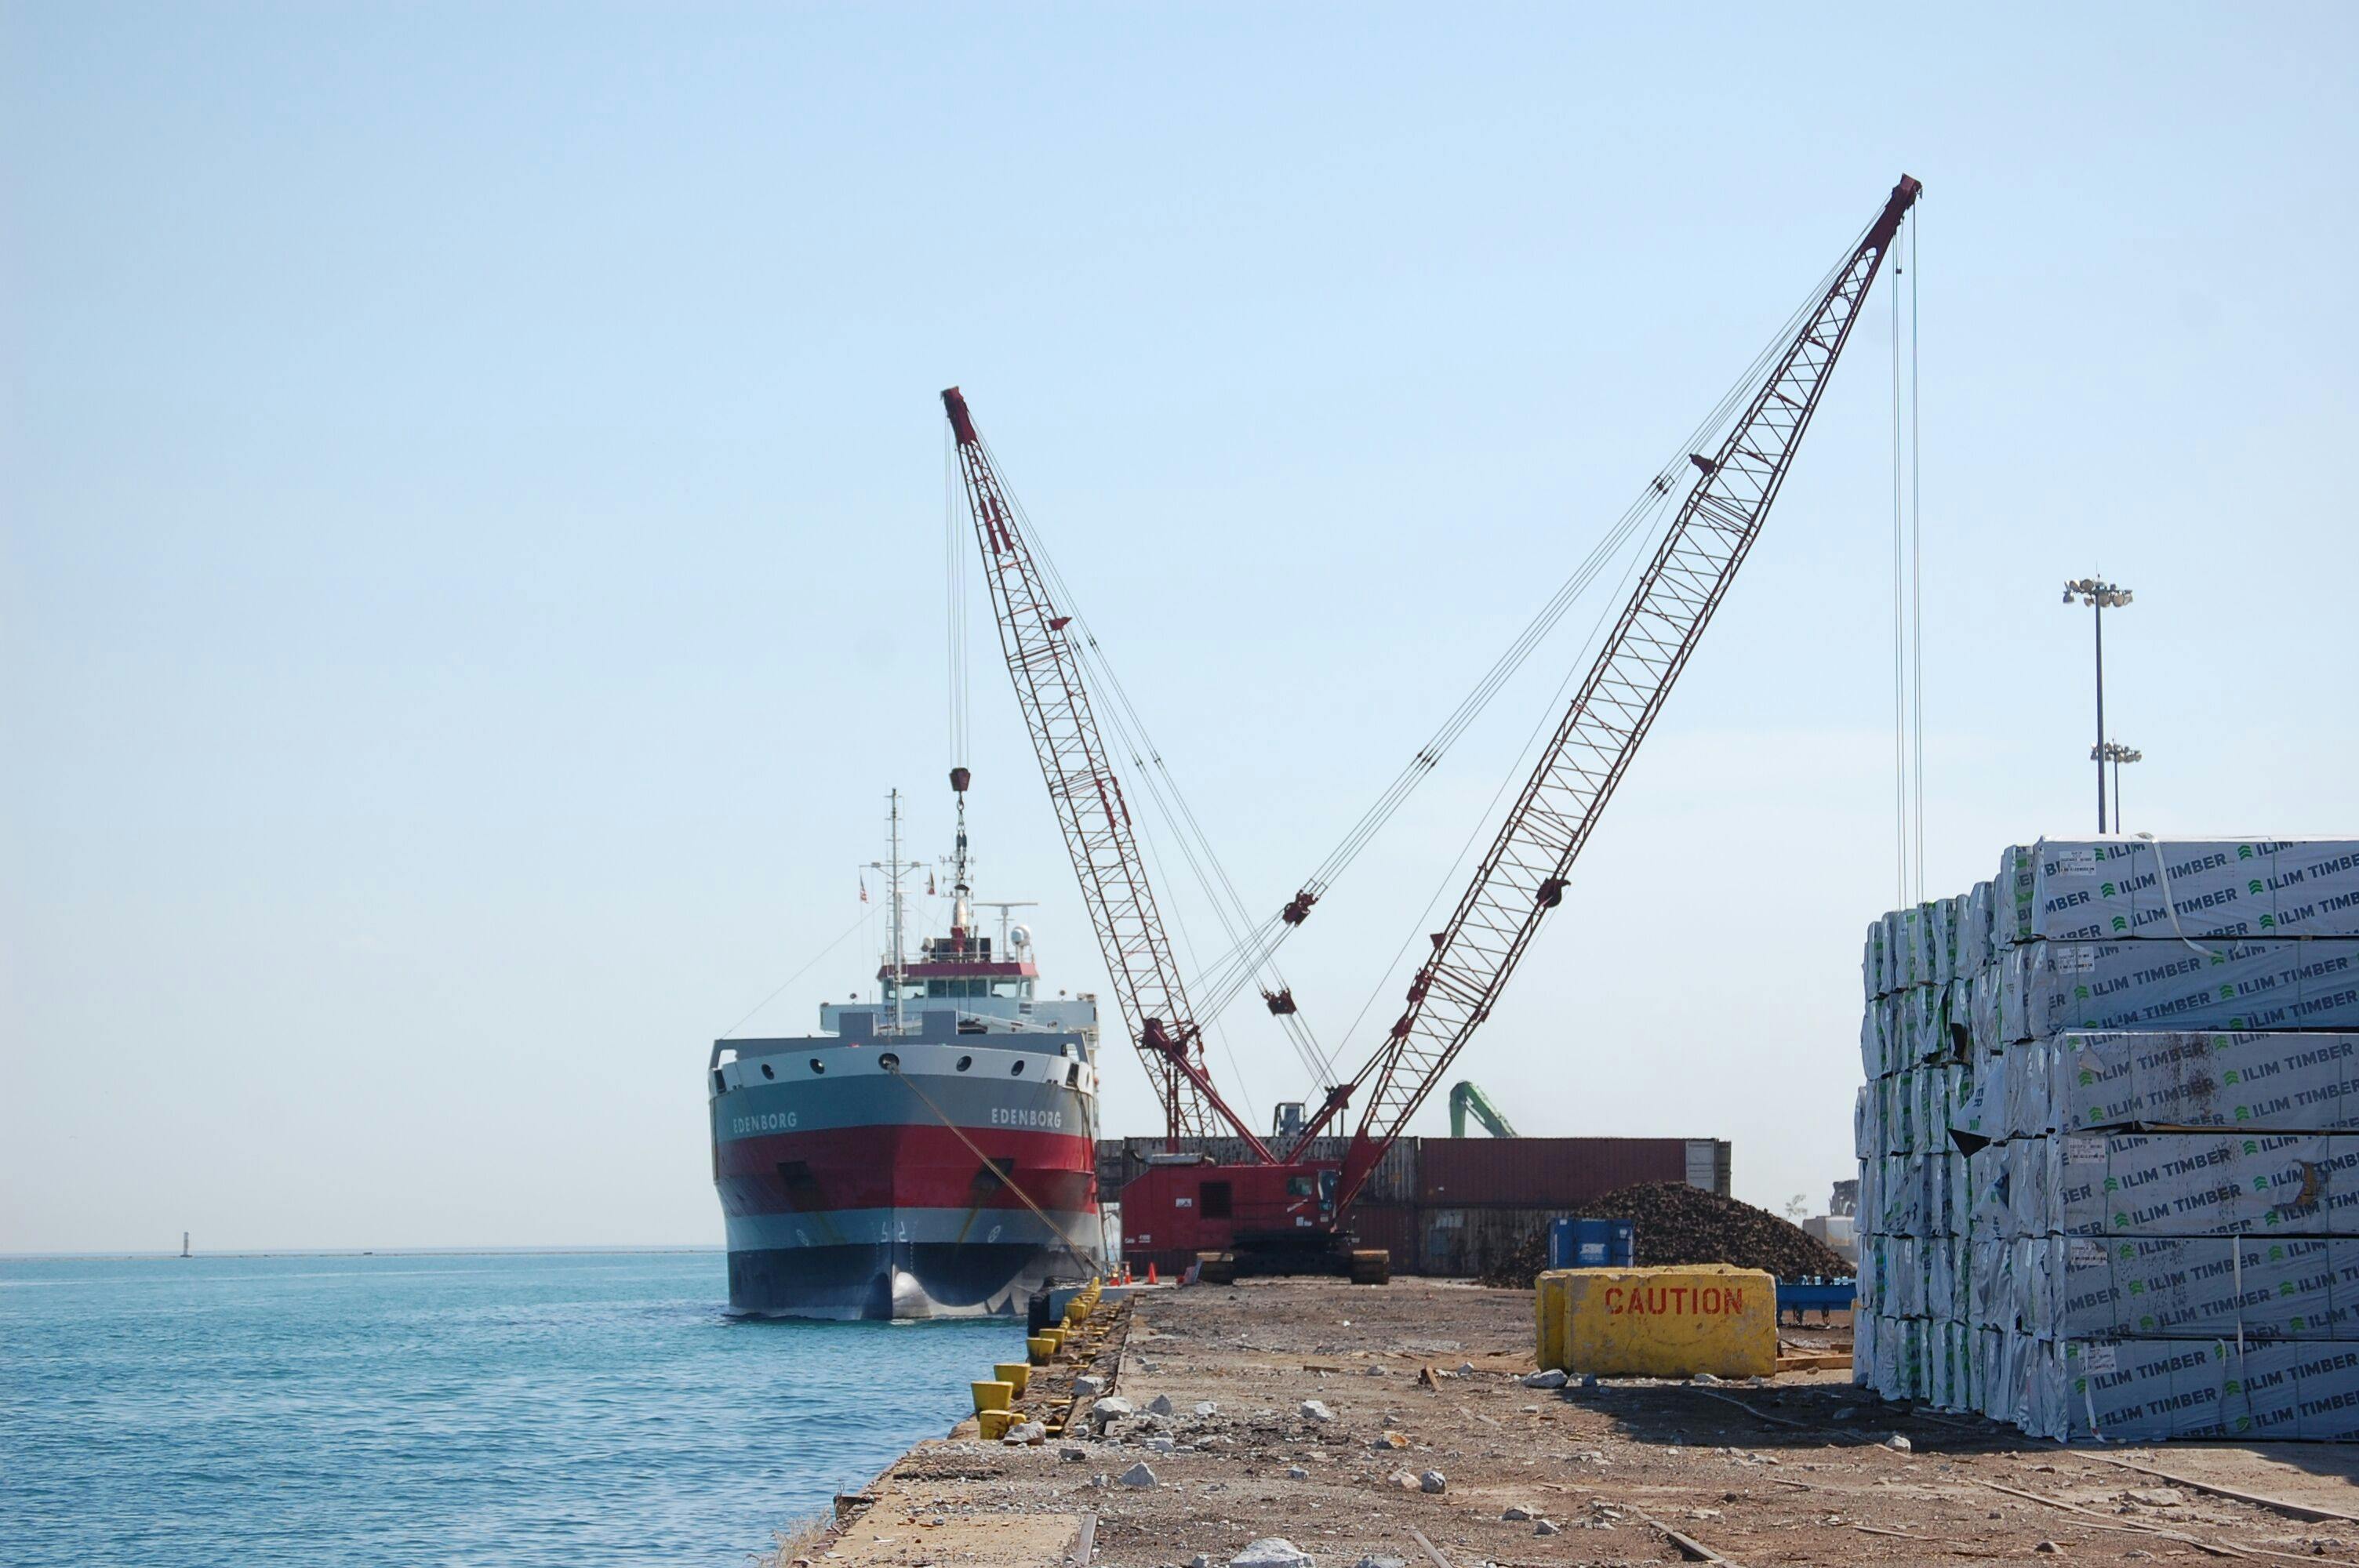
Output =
[
  {"x1": 2063, "y1": 578, "x2": 2133, "y2": 833},
  {"x1": 2092, "y1": 741, "x2": 2142, "y2": 833}
]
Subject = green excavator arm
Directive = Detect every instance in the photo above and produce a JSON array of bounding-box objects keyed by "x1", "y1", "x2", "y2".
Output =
[{"x1": 1447, "y1": 1080, "x2": 1520, "y2": 1139}]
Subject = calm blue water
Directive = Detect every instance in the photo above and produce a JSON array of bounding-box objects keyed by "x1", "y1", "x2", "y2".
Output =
[{"x1": 1, "y1": 1250, "x2": 1021, "y2": 1566}]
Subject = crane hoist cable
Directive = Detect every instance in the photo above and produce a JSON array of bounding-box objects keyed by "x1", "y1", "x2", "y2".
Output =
[
  {"x1": 1180, "y1": 228, "x2": 1874, "y2": 1035},
  {"x1": 945, "y1": 391, "x2": 1280, "y2": 1149},
  {"x1": 944, "y1": 433, "x2": 972, "y2": 780},
  {"x1": 972, "y1": 444, "x2": 1336, "y2": 1093},
  {"x1": 1910, "y1": 209, "x2": 1926, "y2": 899},
  {"x1": 947, "y1": 221, "x2": 1872, "y2": 1111},
  {"x1": 1308, "y1": 177, "x2": 1923, "y2": 1208},
  {"x1": 1888, "y1": 197, "x2": 1928, "y2": 907}
]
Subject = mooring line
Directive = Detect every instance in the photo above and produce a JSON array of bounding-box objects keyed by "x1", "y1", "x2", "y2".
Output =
[{"x1": 885, "y1": 1061, "x2": 1099, "y2": 1271}]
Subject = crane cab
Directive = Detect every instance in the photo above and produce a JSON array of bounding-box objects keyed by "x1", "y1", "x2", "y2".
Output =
[{"x1": 1118, "y1": 1160, "x2": 1385, "y2": 1283}]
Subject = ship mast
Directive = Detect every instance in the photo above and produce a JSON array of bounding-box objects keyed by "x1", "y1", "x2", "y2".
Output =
[
  {"x1": 865, "y1": 789, "x2": 924, "y2": 1034},
  {"x1": 889, "y1": 789, "x2": 905, "y2": 1033}
]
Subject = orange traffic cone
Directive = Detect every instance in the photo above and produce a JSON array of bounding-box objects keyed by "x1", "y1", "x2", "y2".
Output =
[{"x1": 1147, "y1": 1261, "x2": 1159, "y2": 1285}]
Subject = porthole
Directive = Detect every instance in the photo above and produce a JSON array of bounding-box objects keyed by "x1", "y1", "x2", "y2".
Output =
[
  {"x1": 878, "y1": 1052, "x2": 900, "y2": 1073},
  {"x1": 956, "y1": 1055, "x2": 972, "y2": 1073},
  {"x1": 760, "y1": 1062, "x2": 775, "y2": 1080},
  {"x1": 809, "y1": 1058, "x2": 826, "y2": 1075},
  {"x1": 1011, "y1": 1059, "x2": 1026, "y2": 1076}
]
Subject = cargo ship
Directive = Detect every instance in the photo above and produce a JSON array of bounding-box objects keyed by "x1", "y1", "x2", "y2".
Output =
[{"x1": 707, "y1": 784, "x2": 1106, "y2": 1319}]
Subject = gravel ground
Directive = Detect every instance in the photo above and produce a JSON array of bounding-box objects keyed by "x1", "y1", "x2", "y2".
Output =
[{"x1": 809, "y1": 1278, "x2": 2359, "y2": 1568}]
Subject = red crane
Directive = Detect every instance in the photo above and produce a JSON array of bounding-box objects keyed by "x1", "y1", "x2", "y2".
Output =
[
  {"x1": 960, "y1": 175, "x2": 1919, "y2": 1280},
  {"x1": 942, "y1": 387, "x2": 1274, "y2": 1157},
  {"x1": 1308, "y1": 174, "x2": 1924, "y2": 1209}
]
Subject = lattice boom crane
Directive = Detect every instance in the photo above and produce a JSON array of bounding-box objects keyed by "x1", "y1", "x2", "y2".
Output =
[
  {"x1": 1309, "y1": 174, "x2": 1924, "y2": 1210},
  {"x1": 1118, "y1": 174, "x2": 1920, "y2": 1280},
  {"x1": 942, "y1": 176, "x2": 1917, "y2": 1281},
  {"x1": 943, "y1": 388, "x2": 1274, "y2": 1156}
]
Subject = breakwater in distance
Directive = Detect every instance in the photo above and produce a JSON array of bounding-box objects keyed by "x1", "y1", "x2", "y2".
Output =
[{"x1": 1, "y1": 1250, "x2": 1018, "y2": 1567}]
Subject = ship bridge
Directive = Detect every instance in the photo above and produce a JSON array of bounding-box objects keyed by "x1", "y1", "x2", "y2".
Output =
[{"x1": 819, "y1": 923, "x2": 1097, "y2": 1045}]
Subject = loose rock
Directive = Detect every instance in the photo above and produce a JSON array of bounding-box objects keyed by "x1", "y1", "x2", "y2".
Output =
[
  {"x1": 1502, "y1": 1504, "x2": 1535, "y2": 1521},
  {"x1": 1481, "y1": 1181, "x2": 1848, "y2": 1285},
  {"x1": 1533, "y1": 1520, "x2": 1561, "y2": 1537},
  {"x1": 1001, "y1": 1421, "x2": 1045, "y2": 1445},
  {"x1": 1194, "y1": 1400, "x2": 1219, "y2": 1417},
  {"x1": 1419, "y1": 1470, "x2": 1447, "y2": 1494},
  {"x1": 1885, "y1": 1434, "x2": 1913, "y2": 1452},
  {"x1": 1230, "y1": 1540, "x2": 1313, "y2": 1568},
  {"x1": 1147, "y1": 1394, "x2": 1176, "y2": 1416},
  {"x1": 1299, "y1": 1399, "x2": 1336, "y2": 1423},
  {"x1": 1118, "y1": 1461, "x2": 1158, "y2": 1488},
  {"x1": 1522, "y1": 1369, "x2": 1568, "y2": 1388}
]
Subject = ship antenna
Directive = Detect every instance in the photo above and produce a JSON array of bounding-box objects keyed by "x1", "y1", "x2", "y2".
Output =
[
  {"x1": 889, "y1": 789, "x2": 907, "y2": 1035},
  {"x1": 864, "y1": 791, "x2": 926, "y2": 1036}
]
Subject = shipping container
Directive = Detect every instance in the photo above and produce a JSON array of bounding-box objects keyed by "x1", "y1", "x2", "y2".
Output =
[
  {"x1": 1417, "y1": 1137, "x2": 1725, "y2": 1207},
  {"x1": 1548, "y1": 1216, "x2": 1637, "y2": 1269},
  {"x1": 1096, "y1": 1135, "x2": 1421, "y2": 1207},
  {"x1": 1090, "y1": 1134, "x2": 1730, "y2": 1276},
  {"x1": 1417, "y1": 1205, "x2": 1565, "y2": 1277},
  {"x1": 1344, "y1": 1203, "x2": 1419, "y2": 1276}
]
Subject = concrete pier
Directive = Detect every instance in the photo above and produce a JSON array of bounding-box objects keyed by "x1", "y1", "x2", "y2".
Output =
[{"x1": 794, "y1": 1278, "x2": 2359, "y2": 1567}]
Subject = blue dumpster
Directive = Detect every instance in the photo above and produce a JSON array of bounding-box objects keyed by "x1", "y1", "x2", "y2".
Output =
[{"x1": 1547, "y1": 1216, "x2": 1635, "y2": 1270}]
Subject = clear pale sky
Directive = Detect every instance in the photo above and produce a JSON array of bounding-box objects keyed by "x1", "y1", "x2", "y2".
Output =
[{"x1": 5, "y1": 4, "x2": 2354, "y2": 1252}]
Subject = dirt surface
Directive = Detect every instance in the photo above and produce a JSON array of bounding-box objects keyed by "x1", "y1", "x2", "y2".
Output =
[{"x1": 815, "y1": 1279, "x2": 2359, "y2": 1567}]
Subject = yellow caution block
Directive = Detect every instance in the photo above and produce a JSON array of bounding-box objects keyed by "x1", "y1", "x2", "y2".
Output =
[
  {"x1": 1536, "y1": 1270, "x2": 1575, "y2": 1371},
  {"x1": 1541, "y1": 1265, "x2": 1776, "y2": 1380}
]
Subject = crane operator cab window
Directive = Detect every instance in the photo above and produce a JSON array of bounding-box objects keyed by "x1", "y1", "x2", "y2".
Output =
[{"x1": 1199, "y1": 1181, "x2": 1232, "y2": 1219}]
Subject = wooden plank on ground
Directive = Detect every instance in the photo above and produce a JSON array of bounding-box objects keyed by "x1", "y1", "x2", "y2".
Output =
[
  {"x1": 2082, "y1": 1454, "x2": 2359, "y2": 1526},
  {"x1": 1634, "y1": 1508, "x2": 1744, "y2": 1565}
]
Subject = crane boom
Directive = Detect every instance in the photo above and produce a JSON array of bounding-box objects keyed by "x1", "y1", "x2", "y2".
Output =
[
  {"x1": 1328, "y1": 175, "x2": 1922, "y2": 1207},
  {"x1": 942, "y1": 388, "x2": 1274, "y2": 1156}
]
